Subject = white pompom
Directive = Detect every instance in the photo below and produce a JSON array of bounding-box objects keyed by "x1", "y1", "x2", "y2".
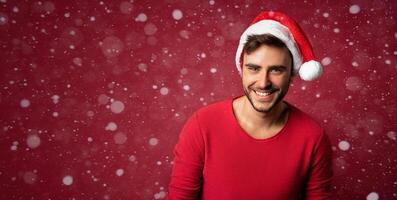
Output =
[{"x1": 299, "y1": 60, "x2": 323, "y2": 81}]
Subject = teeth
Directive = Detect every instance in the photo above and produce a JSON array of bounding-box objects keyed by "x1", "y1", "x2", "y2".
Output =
[{"x1": 255, "y1": 90, "x2": 271, "y2": 96}]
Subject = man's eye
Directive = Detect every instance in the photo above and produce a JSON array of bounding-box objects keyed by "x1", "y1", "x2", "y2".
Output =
[
  {"x1": 248, "y1": 67, "x2": 259, "y2": 71},
  {"x1": 270, "y1": 68, "x2": 285, "y2": 73}
]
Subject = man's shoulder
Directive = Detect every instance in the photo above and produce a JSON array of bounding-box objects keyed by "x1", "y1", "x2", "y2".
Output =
[
  {"x1": 182, "y1": 97, "x2": 236, "y2": 129},
  {"x1": 288, "y1": 103, "x2": 324, "y2": 135},
  {"x1": 183, "y1": 98, "x2": 232, "y2": 129}
]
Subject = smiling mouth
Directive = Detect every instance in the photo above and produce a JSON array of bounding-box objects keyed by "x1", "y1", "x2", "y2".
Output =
[{"x1": 254, "y1": 89, "x2": 276, "y2": 97}]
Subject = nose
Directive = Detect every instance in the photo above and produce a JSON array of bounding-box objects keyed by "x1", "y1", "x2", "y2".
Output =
[{"x1": 257, "y1": 72, "x2": 271, "y2": 90}]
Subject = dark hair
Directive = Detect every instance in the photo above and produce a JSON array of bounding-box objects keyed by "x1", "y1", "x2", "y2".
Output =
[{"x1": 242, "y1": 34, "x2": 294, "y2": 70}]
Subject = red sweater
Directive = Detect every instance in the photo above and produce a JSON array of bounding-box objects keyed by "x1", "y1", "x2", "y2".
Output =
[{"x1": 167, "y1": 97, "x2": 333, "y2": 200}]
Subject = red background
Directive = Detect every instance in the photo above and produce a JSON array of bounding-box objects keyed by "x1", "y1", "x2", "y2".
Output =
[{"x1": 0, "y1": 0, "x2": 396, "y2": 199}]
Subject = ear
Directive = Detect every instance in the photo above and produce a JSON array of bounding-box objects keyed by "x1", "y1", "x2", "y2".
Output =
[
  {"x1": 239, "y1": 60, "x2": 244, "y2": 77},
  {"x1": 289, "y1": 71, "x2": 296, "y2": 83},
  {"x1": 239, "y1": 52, "x2": 245, "y2": 78},
  {"x1": 290, "y1": 74, "x2": 295, "y2": 82}
]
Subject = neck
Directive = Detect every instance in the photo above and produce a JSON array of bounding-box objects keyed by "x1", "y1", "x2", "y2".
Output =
[{"x1": 240, "y1": 96, "x2": 288, "y2": 129}]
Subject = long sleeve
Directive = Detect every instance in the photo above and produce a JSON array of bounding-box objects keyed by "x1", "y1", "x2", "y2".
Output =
[
  {"x1": 304, "y1": 131, "x2": 334, "y2": 200},
  {"x1": 167, "y1": 112, "x2": 205, "y2": 200}
]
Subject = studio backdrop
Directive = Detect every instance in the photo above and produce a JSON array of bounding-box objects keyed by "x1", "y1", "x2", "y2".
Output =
[{"x1": 0, "y1": 0, "x2": 396, "y2": 199}]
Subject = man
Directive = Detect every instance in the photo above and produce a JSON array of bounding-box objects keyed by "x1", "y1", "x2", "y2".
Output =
[{"x1": 167, "y1": 11, "x2": 333, "y2": 200}]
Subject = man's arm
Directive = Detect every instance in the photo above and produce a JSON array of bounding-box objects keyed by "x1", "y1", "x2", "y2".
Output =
[
  {"x1": 304, "y1": 131, "x2": 334, "y2": 200},
  {"x1": 167, "y1": 112, "x2": 205, "y2": 200}
]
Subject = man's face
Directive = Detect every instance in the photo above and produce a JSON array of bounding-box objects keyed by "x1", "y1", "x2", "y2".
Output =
[{"x1": 241, "y1": 44, "x2": 293, "y2": 113}]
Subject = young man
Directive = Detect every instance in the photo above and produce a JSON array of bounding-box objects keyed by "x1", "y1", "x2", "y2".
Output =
[{"x1": 167, "y1": 11, "x2": 333, "y2": 200}]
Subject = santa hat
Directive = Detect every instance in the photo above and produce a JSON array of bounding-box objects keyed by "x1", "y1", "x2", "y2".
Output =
[{"x1": 236, "y1": 11, "x2": 322, "y2": 81}]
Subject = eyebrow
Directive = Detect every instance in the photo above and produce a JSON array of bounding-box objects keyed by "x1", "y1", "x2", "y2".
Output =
[{"x1": 244, "y1": 63, "x2": 288, "y2": 69}]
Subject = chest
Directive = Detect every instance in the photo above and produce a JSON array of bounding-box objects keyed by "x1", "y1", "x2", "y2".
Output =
[{"x1": 202, "y1": 135, "x2": 308, "y2": 199}]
